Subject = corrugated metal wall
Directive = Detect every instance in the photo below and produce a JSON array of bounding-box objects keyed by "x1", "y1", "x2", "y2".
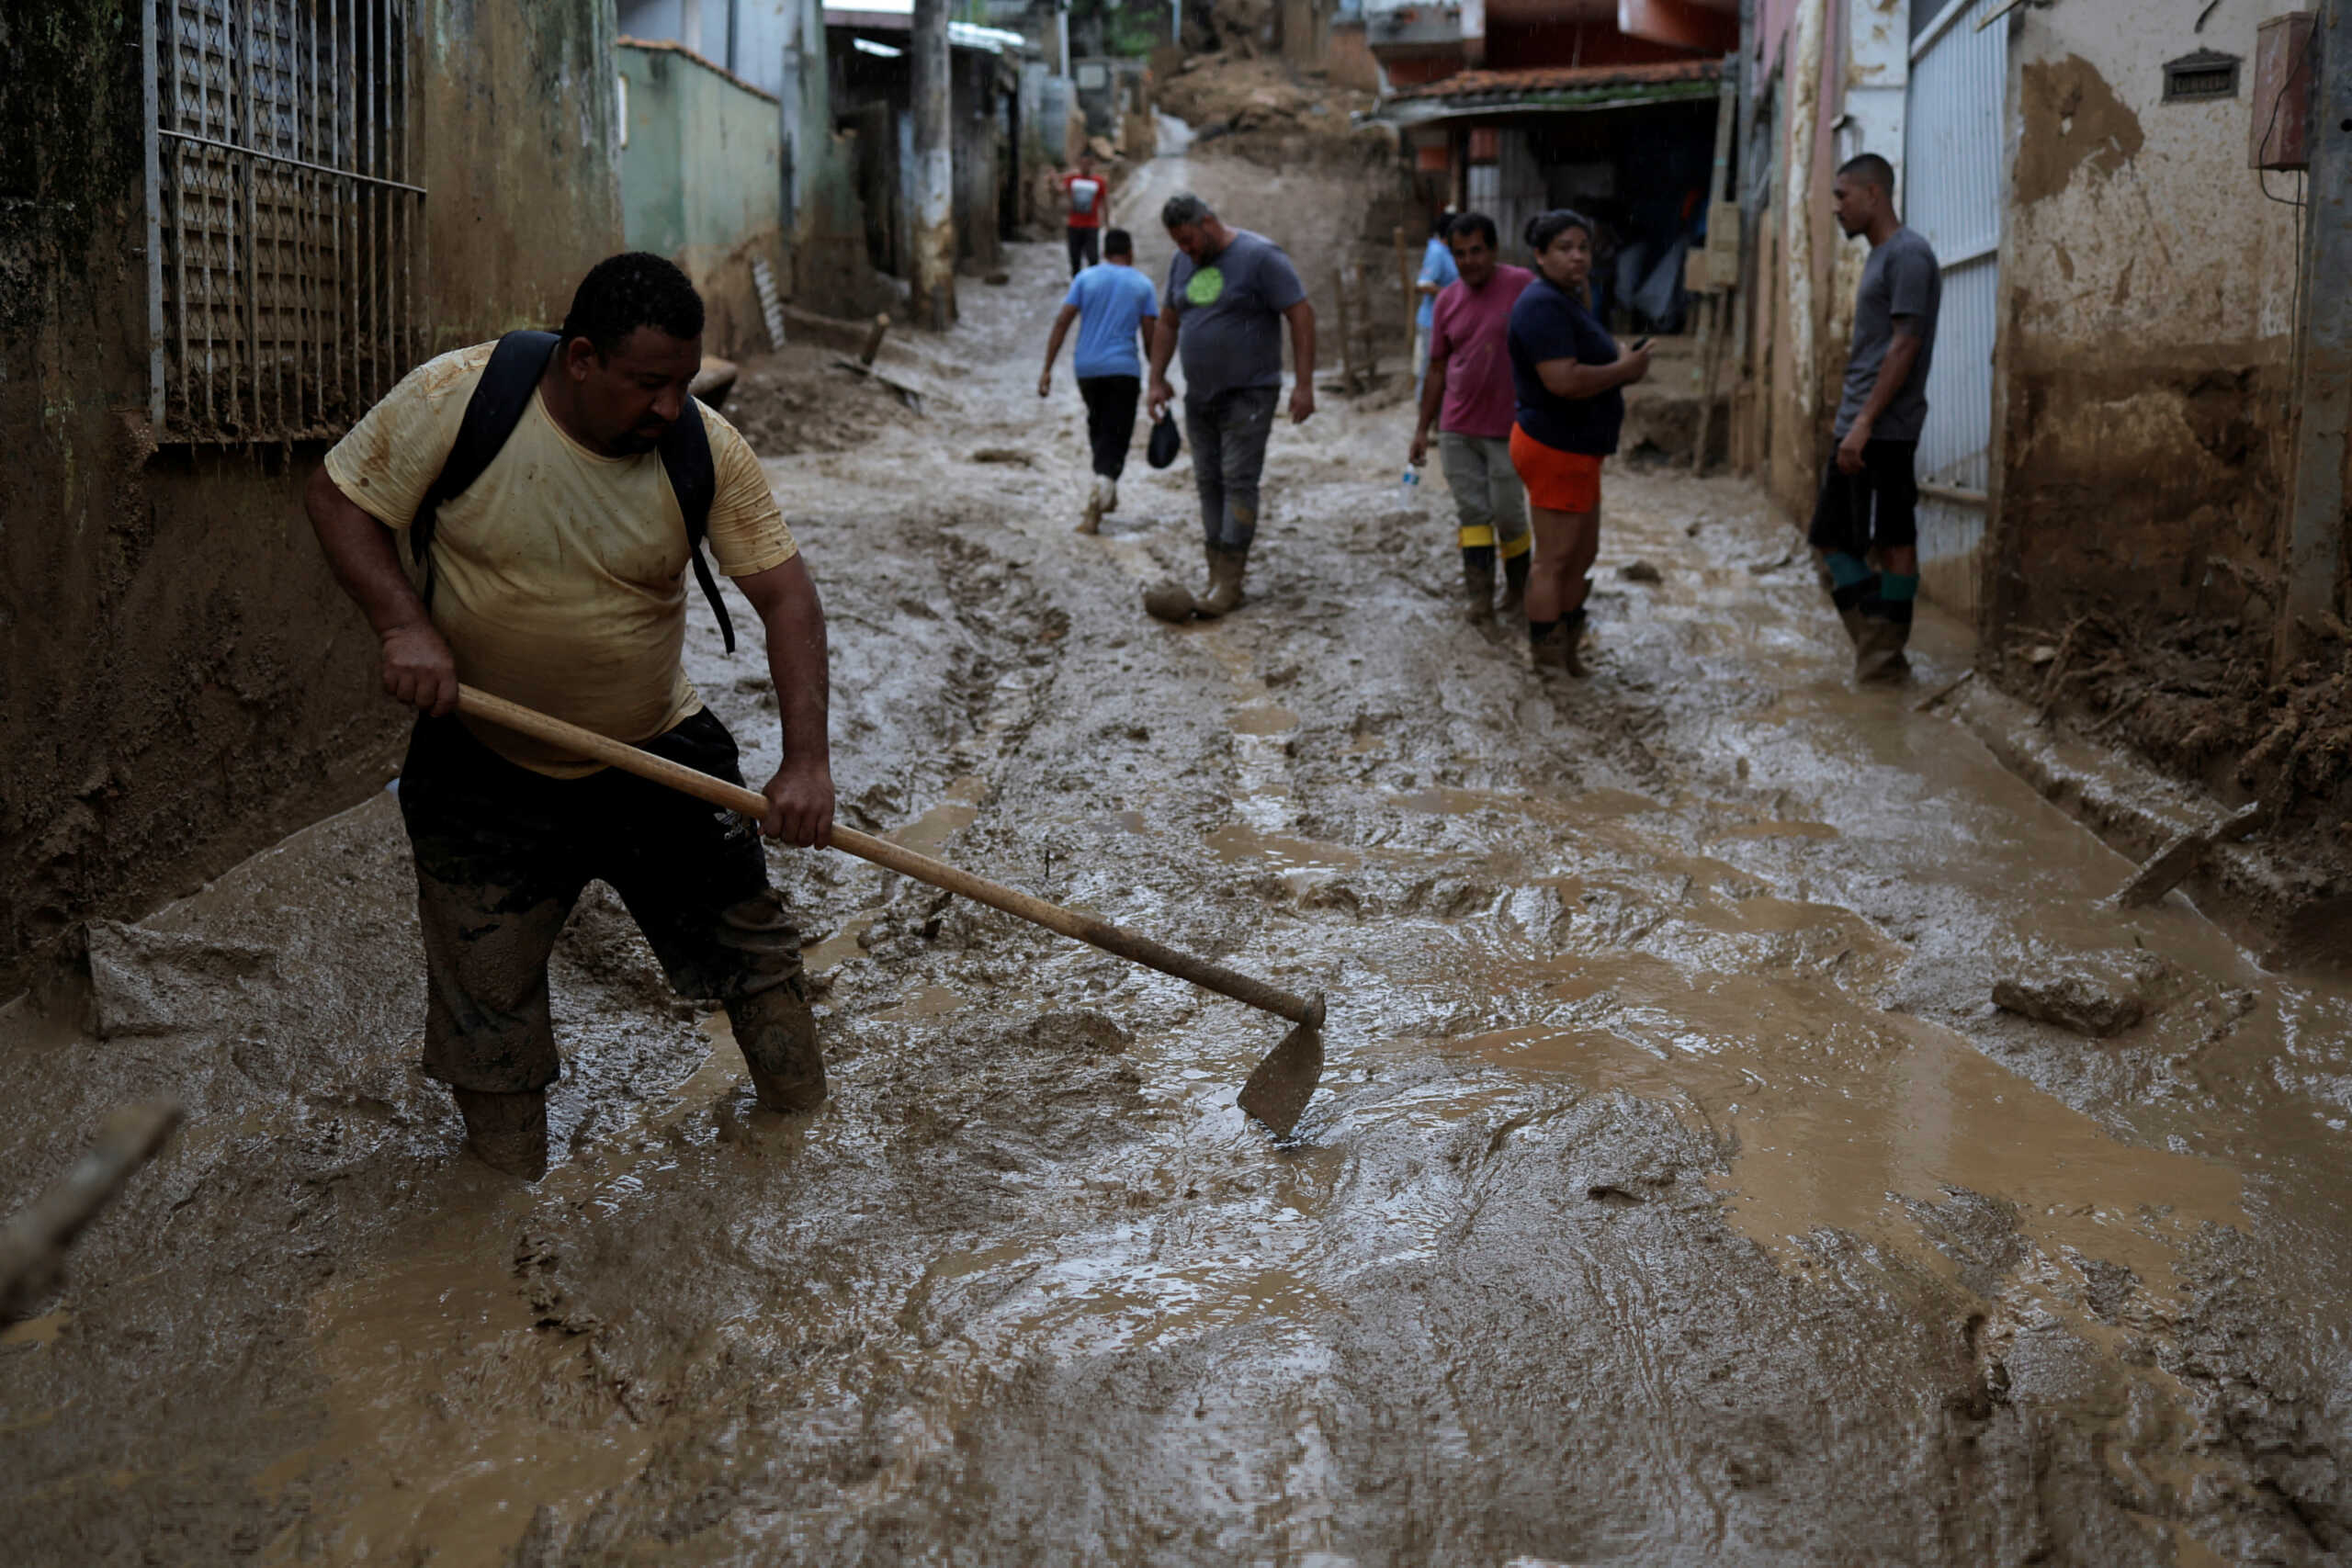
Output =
[{"x1": 1903, "y1": 0, "x2": 2005, "y2": 615}]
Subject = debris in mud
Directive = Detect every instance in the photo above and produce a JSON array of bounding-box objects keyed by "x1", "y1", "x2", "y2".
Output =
[
  {"x1": 968, "y1": 447, "x2": 1036, "y2": 468},
  {"x1": 1619, "y1": 558, "x2": 1663, "y2": 584},
  {"x1": 87, "y1": 919, "x2": 281, "y2": 1038},
  {"x1": 1991, "y1": 950, "x2": 2172, "y2": 1038},
  {"x1": 1746, "y1": 547, "x2": 1795, "y2": 575},
  {"x1": 724, "y1": 346, "x2": 913, "y2": 457}
]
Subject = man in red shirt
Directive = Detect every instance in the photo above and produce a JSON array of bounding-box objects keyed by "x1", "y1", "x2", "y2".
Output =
[
  {"x1": 1408, "y1": 212, "x2": 1537, "y2": 625},
  {"x1": 1059, "y1": 150, "x2": 1110, "y2": 276}
]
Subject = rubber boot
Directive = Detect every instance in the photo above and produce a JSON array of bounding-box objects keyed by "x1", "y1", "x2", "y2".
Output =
[
  {"x1": 728, "y1": 983, "x2": 826, "y2": 1112},
  {"x1": 1499, "y1": 551, "x2": 1530, "y2": 616},
  {"x1": 1463, "y1": 550, "x2": 1498, "y2": 625},
  {"x1": 1194, "y1": 545, "x2": 1248, "y2": 619},
  {"x1": 1559, "y1": 605, "x2": 1589, "y2": 678},
  {"x1": 1102, "y1": 475, "x2": 1119, "y2": 515},
  {"x1": 1079, "y1": 475, "x2": 1106, "y2": 536},
  {"x1": 1854, "y1": 615, "x2": 1913, "y2": 684},
  {"x1": 451, "y1": 1087, "x2": 550, "y2": 1180}
]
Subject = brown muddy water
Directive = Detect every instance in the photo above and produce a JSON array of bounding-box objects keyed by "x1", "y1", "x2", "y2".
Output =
[{"x1": 7, "y1": 161, "x2": 2352, "y2": 1565}]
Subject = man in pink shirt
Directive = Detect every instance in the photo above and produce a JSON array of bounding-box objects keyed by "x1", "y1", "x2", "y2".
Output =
[{"x1": 1408, "y1": 212, "x2": 1537, "y2": 625}]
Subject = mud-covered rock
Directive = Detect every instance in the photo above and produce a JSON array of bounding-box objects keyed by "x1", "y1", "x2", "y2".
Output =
[{"x1": 1991, "y1": 950, "x2": 2170, "y2": 1037}]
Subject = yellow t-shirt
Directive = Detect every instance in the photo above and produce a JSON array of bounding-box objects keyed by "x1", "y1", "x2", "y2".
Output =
[{"x1": 324, "y1": 342, "x2": 797, "y2": 776}]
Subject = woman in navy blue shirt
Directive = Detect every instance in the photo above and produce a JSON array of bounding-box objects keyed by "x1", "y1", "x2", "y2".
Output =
[{"x1": 1507, "y1": 209, "x2": 1652, "y2": 676}]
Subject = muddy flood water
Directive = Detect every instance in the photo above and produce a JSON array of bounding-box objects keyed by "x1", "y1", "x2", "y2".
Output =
[{"x1": 7, "y1": 155, "x2": 2352, "y2": 1565}]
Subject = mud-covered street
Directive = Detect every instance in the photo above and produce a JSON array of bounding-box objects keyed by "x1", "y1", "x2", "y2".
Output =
[{"x1": 6, "y1": 149, "x2": 2352, "y2": 1565}]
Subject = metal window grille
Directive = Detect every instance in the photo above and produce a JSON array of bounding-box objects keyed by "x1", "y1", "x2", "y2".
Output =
[{"x1": 141, "y1": 0, "x2": 424, "y2": 443}]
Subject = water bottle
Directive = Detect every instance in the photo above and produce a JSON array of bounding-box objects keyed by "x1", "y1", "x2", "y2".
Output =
[{"x1": 1399, "y1": 467, "x2": 1421, "y2": 504}]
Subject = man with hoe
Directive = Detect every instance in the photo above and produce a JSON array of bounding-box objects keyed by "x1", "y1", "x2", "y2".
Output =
[
  {"x1": 1812, "y1": 152, "x2": 1942, "y2": 682},
  {"x1": 1039, "y1": 225, "x2": 1160, "y2": 534},
  {"x1": 1409, "y1": 212, "x2": 1535, "y2": 627},
  {"x1": 305, "y1": 253, "x2": 836, "y2": 1179},
  {"x1": 1142, "y1": 193, "x2": 1317, "y2": 623}
]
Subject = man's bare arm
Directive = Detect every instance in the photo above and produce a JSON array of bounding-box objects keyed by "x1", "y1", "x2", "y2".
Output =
[
  {"x1": 733, "y1": 555, "x2": 835, "y2": 849},
  {"x1": 303, "y1": 464, "x2": 457, "y2": 715},
  {"x1": 1146, "y1": 310, "x2": 1181, "y2": 419},
  {"x1": 1411, "y1": 346, "x2": 1448, "y2": 465},
  {"x1": 1039, "y1": 302, "x2": 1080, "y2": 396},
  {"x1": 1283, "y1": 299, "x2": 1317, "y2": 423}
]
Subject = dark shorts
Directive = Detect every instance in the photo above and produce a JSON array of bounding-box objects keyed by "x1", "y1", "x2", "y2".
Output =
[
  {"x1": 396, "y1": 711, "x2": 802, "y2": 1094},
  {"x1": 1806, "y1": 438, "x2": 1920, "y2": 555}
]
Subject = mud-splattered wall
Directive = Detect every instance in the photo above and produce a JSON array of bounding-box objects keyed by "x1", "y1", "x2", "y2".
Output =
[
  {"x1": 1984, "y1": 2, "x2": 2303, "y2": 637},
  {"x1": 0, "y1": 1, "x2": 624, "y2": 993}
]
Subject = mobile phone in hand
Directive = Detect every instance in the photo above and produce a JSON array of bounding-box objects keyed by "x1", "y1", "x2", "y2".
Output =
[{"x1": 1631, "y1": 336, "x2": 1653, "y2": 352}]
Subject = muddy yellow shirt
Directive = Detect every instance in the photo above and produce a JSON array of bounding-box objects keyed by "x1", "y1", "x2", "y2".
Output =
[{"x1": 324, "y1": 342, "x2": 797, "y2": 776}]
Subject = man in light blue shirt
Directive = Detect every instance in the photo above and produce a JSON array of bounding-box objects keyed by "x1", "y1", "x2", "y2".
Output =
[
  {"x1": 1040, "y1": 227, "x2": 1159, "y2": 533},
  {"x1": 1413, "y1": 210, "x2": 1459, "y2": 401}
]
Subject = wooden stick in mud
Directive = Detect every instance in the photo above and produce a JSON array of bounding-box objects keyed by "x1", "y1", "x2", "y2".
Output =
[
  {"x1": 0, "y1": 1101, "x2": 184, "y2": 1323},
  {"x1": 858, "y1": 312, "x2": 890, "y2": 367},
  {"x1": 454, "y1": 686, "x2": 1328, "y2": 1035}
]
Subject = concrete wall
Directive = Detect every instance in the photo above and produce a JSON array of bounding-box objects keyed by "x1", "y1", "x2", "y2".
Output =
[
  {"x1": 0, "y1": 1, "x2": 624, "y2": 992},
  {"x1": 619, "y1": 39, "x2": 786, "y2": 355},
  {"x1": 1983, "y1": 0, "x2": 2302, "y2": 636}
]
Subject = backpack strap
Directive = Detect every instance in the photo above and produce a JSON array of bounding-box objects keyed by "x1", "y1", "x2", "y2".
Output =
[
  {"x1": 659, "y1": 397, "x2": 737, "y2": 655},
  {"x1": 411, "y1": 329, "x2": 561, "y2": 607},
  {"x1": 410, "y1": 328, "x2": 735, "y2": 656}
]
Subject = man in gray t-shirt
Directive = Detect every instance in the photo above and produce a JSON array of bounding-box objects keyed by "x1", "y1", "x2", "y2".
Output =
[
  {"x1": 1807, "y1": 152, "x2": 1942, "y2": 683},
  {"x1": 1140, "y1": 193, "x2": 1317, "y2": 624}
]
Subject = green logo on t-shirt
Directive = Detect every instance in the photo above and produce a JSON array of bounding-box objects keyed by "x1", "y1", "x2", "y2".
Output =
[{"x1": 1185, "y1": 265, "x2": 1226, "y2": 307}]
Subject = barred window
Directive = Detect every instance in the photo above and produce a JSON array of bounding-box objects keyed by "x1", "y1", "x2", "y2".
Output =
[{"x1": 142, "y1": 0, "x2": 424, "y2": 442}]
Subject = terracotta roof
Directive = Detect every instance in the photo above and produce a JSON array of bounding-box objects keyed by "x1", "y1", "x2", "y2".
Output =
[{"x1": 1390, "y1": 58, "x2": 1721, "y2": 102}]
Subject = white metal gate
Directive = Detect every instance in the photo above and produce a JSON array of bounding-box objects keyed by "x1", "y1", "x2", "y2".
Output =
[{"x1": 1902, "y1": 0, "x2": 2006, "y2": 615}]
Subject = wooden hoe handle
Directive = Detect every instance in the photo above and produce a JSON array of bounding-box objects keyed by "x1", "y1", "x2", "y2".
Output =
[{"x1": 454, "y1": 686, "x2": 1325, "y2": 1029}]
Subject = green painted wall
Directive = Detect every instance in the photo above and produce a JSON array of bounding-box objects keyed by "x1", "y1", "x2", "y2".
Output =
[{"x1": 619, "y1": 44, "x2": 782, "y2": 268}]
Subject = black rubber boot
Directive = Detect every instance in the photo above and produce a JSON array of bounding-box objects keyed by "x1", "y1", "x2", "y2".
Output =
[
  {"x1": 1463, "y1": 547, "x2": 1498, "y2": 625},
  {"x1": 728, "y1": 983, "x2": 826, "y2": 1112},
  {"x1": 1499, "y1": 551, "x2": 1530, "y2": 616},
  {"x1": 452, "y1": 1088, "x2": 550, "y2": 1179}
]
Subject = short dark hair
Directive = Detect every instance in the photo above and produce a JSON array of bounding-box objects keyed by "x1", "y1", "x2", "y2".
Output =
[
  {"x1": 1104, "y1": 227, "x2": 1134, "y2": 257},
  {"x1": 560, "y1": 252, "x2": 705, "y2": 359},
  {"x1": 1838, "y1": 152, "x2": 1895, "y2": 196},
  {"x1": 1161, "y1": 192, "x2": 1214, "y2": 229},
  {"x1": 1447, "y1": 211, "x2": 1498, "y2": 249},
  {"x1": 1524, "y1": 209, "x2": 1593, "y2": 254}
]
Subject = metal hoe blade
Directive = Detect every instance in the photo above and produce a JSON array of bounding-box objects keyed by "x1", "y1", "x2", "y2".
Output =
[{"x1": 1237, "y1": 998, "x2": 1326, "y2": 1138}]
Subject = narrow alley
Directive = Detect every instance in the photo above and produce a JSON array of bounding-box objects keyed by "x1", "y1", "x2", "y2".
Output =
[{"x1": 5, "y1": 189, "x2": 2349, "y2": 1561}]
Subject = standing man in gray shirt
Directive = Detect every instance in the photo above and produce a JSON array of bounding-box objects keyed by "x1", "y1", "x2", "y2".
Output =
[
  {"x1": 1142, "y1": 193, "x2": 1317, "y2": 622},
  {"x1": 1808, "y1": 152, "x2": 1941, "y2": 682}
]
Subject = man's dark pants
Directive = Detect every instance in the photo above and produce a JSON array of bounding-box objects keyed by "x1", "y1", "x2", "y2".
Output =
[
  {"x1": 1185, "y1": 385, "x2": 1280, "y2": 552},
  {"x1": 1067, "y1": 226, "x2": 1100, "y2": 276},
  {"x1": 1078, "y1": 375, "x2": 1140, "y2": 479},
  {"x1": 397, "y1": 711, "x2": 814, "y2": 1100},
  {"x1": 1805, "y1": 437, "x2": 1921, "y2": 635}
]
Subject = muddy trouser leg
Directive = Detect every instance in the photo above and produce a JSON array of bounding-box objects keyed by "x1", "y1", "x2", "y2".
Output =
[
  {"x1": 1439, "y1": 431, "x2": 1498, "y2": 615},
  {"x1": 1855, "y1": 439, "x2": 1920, "y2": 669},
  {"x1": 1806, "y1": 454, "x2": 1879, "y2": 642},
  {"x1": 1067, "y1": 227, "x2": 1098, "y2": 276},
  {"x1": 398, "y1": 716, "x2": 589, "y2": 1097},
  {"x1": 1079, "y1": 374, "x2": 1140, "y2": 479},
  {"x1": 1482, "y1": 435, "x2": 1532, "y2": 565},
  {"x1": 1200, "y1": 386, "x2": 1278, "y2": 552},
  {"x1": 1186, "y1": 393, "x2": 1227, "y2": 552},
  {"x1": 597, "y1": 711, "x2": 822, "y2": 1112}
]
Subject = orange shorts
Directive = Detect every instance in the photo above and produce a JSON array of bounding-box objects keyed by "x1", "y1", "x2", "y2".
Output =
[{"x1": 1510, "y1": 424, "x2": 1604, "y2": 513}]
